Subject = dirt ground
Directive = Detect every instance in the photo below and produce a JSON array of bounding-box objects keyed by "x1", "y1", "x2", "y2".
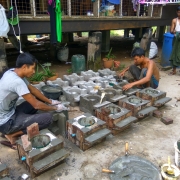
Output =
[{"x1": 1, "y1": 36, "x2": 180, "y2": 180}]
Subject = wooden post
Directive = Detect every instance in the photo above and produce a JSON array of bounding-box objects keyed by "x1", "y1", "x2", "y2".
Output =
[
  {"x1": 93, "y1": 0, "x2": 99, "y2": 17},
  {"x1": 101, "y1": 30, "x2": 110, "y2": 52},
  {"x1": 87, "y1": 32, "x2": 102, "y2": 71},
  {"x1": 67, "y1": 0, "x2": 71, "y2": 17},
  {"x1": 119, "y1": 0, "x2": 122, "y2": 17},
  {"x1": 0, "y1": 38, "x2": 8, "y2": 78},
  {"x1": 137, "y1": 3, "x2": 140, "y2": 17},
  {"x1": 30, "y1": 0, "x2": 36, "y2": 17}
]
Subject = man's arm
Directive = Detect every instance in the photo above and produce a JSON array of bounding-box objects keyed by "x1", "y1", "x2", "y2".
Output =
[
  {"x1": 22, "y1": 93, "x2": 56, "y2": 111},
  {"x1": 119, "y1": 66, "x2": 129, "y2": 77},
  {"x1": 170, "y1": 19, "x2": 176, "y2": 34},
  {"x1": 122, "y1": 62, "x2": 153, "y2": 90},
  {"x1": 28, "y1": 84, "x2": 52, "y2": 104}
]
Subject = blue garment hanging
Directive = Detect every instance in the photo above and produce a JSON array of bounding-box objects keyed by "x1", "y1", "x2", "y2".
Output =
[
  {"x1": 108, "y1": 0, "x2": 120, "y2": 4},
  {"x1": 102, "y1": 0, "x2": 120, "y2": 6}
]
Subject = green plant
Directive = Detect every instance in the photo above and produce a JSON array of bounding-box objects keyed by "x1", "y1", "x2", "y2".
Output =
[
  {"x1": 118, "y1": 64, "x2": 126, "y2": 71},
  {"x1": 67, "y1": 68, "x2": 72, "y2": 74},
  {"x1": 105, "y1": 47, "x2": 116, "y2": 60},
  {"x1": 40, "y1": 63, "x2": 56, "y2": 78},
  {"x1": 28, "y1": 65, "x2": 45, "y2": 82}
]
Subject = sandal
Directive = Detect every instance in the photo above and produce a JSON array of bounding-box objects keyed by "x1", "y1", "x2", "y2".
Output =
[{"x1": 0, "y1": 140, "x2": 17, "y2": 150}]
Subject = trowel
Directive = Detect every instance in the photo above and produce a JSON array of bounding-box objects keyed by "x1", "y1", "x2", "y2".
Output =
[{"x1": 99, "y1": 92, "x2": 106, "y2": 104}]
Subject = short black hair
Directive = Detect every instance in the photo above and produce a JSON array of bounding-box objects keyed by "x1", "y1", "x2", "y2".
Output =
[
  {"x1": 16, "y1": 52, "x2": 38, "y2": 68},
  {"x1": 177, "y1": 6, "x2": 180, "y2": 11},
  {"x1": 131, "y1": 47, "x2": 145, "y2": 57}
]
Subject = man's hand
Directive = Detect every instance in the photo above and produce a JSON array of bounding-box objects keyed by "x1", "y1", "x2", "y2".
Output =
[
  {"x1": 55, "y1": 104, "x2": 68, "y2": 112},
  {"x1": 50, "y1": 99, "x2": 61, "y2": 105},
  {"x1": 122, "y1": 83, "x2": 133, "y2": 91},
  {"x1": 119, "y1": 71, "x2": 125, "y2": 77}
]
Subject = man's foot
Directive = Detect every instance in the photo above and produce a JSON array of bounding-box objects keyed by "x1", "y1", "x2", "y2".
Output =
[{"x1": 169, "y1": 71, "x2": 176, "y2": 75}]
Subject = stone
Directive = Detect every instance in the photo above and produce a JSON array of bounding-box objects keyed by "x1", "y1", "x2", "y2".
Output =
[
  {"x1": 27, "y1": 123, "x2": 39, "y2": 140},
  {"x1": 161, "y1": 117, "x2": 173, "y2": 125},
  {"x1": 153, "y1": 110, "x2": 163, "y2": 118},
  {"x1": 21, "y1": 135, "x2": 32, "y2": 151}
]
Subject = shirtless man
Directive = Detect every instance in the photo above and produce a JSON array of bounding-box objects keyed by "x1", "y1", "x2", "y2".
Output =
[
  {"x1": 170, "y1": 6, "x2": 180, "y2": 75},
  {"x1": 119, "y1": 47, "x2": 159, "y2": 91}
]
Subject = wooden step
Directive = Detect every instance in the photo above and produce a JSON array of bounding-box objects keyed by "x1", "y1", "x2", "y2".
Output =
[
  {"x1": 85, "y1": 128, "x2": 111, "y2": 144},
  {"x1": 33, "y1": 148, "x2": 69, "y2": 173},
  {"x1": 115, "y1": 116, "x2": 137, "y2": 128}
]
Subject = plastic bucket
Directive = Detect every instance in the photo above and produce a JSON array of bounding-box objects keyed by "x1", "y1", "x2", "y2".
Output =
[
  {"x1": 161, "y1": 32, "x2": 174, "y2": 67},
  {"x1": 174, "y1": 141, "x2": 180, "y2": 167},
  {"x1": 71, "y1": 54, "x2": 86, "y2": 74},
  {"x1": 57, "y1": 46, "x2": 69, "y2": 62}
]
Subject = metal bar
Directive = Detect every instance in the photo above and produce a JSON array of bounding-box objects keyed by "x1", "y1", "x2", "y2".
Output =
[
  {"x1": 67, "y1": 0, "x2": 71, "y2": 17},
  {"x1": 119, "y1": 0, "x2": 122, "y2": 17},
  {"x1": 30, "y1": 0, "x2": 36, "y2": 17}
]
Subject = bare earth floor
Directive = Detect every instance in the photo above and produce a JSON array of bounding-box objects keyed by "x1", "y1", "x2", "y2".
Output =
[{"x1": 1, "y1": 37, "x2": 180, "y2": 180}]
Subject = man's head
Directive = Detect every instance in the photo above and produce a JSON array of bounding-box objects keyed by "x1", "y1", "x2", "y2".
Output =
[
  {"x1": 131, "y1": 47, "x2": 145, "y2": 65},
  {"x1": 16, "y1": 52, "x2": 38, "y2": 77},
  {"x1": 177, "y1": 6, "x2": 180, "y2": 18}
]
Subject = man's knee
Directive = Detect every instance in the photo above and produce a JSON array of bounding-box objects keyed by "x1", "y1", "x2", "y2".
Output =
[
  {"x1": 129, "y1": 65, "x2": 137, "y2": 72},
  {"x1": 43, "y1": 113, "x2": 53, "y2": 125}
]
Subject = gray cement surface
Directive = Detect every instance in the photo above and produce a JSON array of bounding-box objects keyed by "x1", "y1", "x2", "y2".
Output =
[{"x1": 1, "y1": 39, "x2": 180, "y2": 180}]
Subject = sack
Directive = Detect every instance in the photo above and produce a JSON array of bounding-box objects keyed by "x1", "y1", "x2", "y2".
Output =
[
  {"x1": 149, "y1": 42, "x2": 158, "y2": 59},
  {"x1": 0, "y1": 4, "x2": 10, "y2": 38}
]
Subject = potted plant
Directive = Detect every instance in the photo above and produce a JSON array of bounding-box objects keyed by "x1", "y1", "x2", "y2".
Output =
[
  {"x1": 28, "y1": 65, "x2": 45, "y2": 84},
  {"x1": 41, "y1": 63, "x2": 58, "y2": 81},
  {"x1": 103, "y1": 47, "x2": 116, "y2": 68}
]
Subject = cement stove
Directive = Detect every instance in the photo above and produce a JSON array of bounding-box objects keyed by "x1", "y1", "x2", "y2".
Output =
[
  {"x1": 67, "y1": 113, "x2": 111, "y2": 151},
  {"x1": 136, "y1": 87, "x2": 172, "y2": 107},
  {"x1": 79, "y1": 94, "x2": 111, "y2": 115},
  {"x1": 0, "y1": 163, "x2": 10, "y2": 180},
  {"x1": 16, "y1": 129, "x2": 69, "y2": 178},
  {"x1": 119, "y1": 95, "x2": 157, "y2": 119},
  {"x1": 97, "y1": 87, "x2": 126, "y2": 103},
  {"x1": 113, "y1": 81, "x2": 139, "y2": 96},
  {"x1": 95, "y1": 103, "x2": 137, "y2": 135},
  {"x1": 63, "y1": 87, "x2": 87, "y2": 106}
]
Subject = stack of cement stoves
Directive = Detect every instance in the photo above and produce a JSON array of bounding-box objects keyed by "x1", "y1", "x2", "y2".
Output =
[
  {"x1": 15, "y1": 69, "x2": 171, "y2": 178},
  {"x1": 42, "y1": 69, "x2": 171, "y2": 150}
]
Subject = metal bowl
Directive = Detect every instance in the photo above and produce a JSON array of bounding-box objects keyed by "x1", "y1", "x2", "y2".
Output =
[{"x1": 41, "y1": 85, "x2": 62, "y2": 100}]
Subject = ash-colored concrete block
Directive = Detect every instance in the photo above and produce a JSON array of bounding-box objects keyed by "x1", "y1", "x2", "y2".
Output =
[
  {"x1": 27, "y1": 123, "x2": 39, "y2": 140},
  {"x1": 153, "y1": 110, "x2": 163, "y2": 118},
  {"x1": 21, "y1": 135, "x2": 32, "y2": 151},
  {"x1": 161, "y1": 117, "x2": 173, "y2": 125}
]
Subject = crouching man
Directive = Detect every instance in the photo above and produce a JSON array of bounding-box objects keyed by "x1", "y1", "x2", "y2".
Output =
[
  {"x1": 0, "y1": 52, "x2": 66, "y2": 149},
  {"x1": 119, "y1": 47, "x2": 159, "y2": 91}
]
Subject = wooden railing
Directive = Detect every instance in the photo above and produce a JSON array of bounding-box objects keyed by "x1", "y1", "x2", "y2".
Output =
[{"x1": 0, "y1": 0, "x2": 173, "y2": 19}]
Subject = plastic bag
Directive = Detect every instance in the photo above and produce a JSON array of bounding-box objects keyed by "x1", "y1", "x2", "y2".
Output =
[
  {"x1": 149, "y1": 42, "x2": 158, "y2": 59},
  {"x1": 0, "y1": 4, "x2": 10, "y2": 38}
]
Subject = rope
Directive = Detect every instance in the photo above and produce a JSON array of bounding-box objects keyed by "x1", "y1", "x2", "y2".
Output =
[{"x1": 10, "y1": 0, "x2": 23, "y2": 54}]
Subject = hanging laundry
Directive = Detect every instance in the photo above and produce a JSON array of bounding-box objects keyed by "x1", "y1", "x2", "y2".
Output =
[
  {"x1": 0, "y1": 4, "x2": 10, "y2": 38},
  {"x1": 55, "y1": 0, "x2": 62, "y2": 42},
  {"x1": 7, "y1": 6, "x2": 19, "y2": 25},
  {"x1": 132, "y1": 0, "x2": 139, "y2": 11},
  {"x1": 48, "y1": 0, "x2": 57, "y2": 43}
]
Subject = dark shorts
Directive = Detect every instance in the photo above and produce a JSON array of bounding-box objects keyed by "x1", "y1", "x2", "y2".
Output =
[{"x1": 0, "y1": 101, "x2": 53, "y2": 134}]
